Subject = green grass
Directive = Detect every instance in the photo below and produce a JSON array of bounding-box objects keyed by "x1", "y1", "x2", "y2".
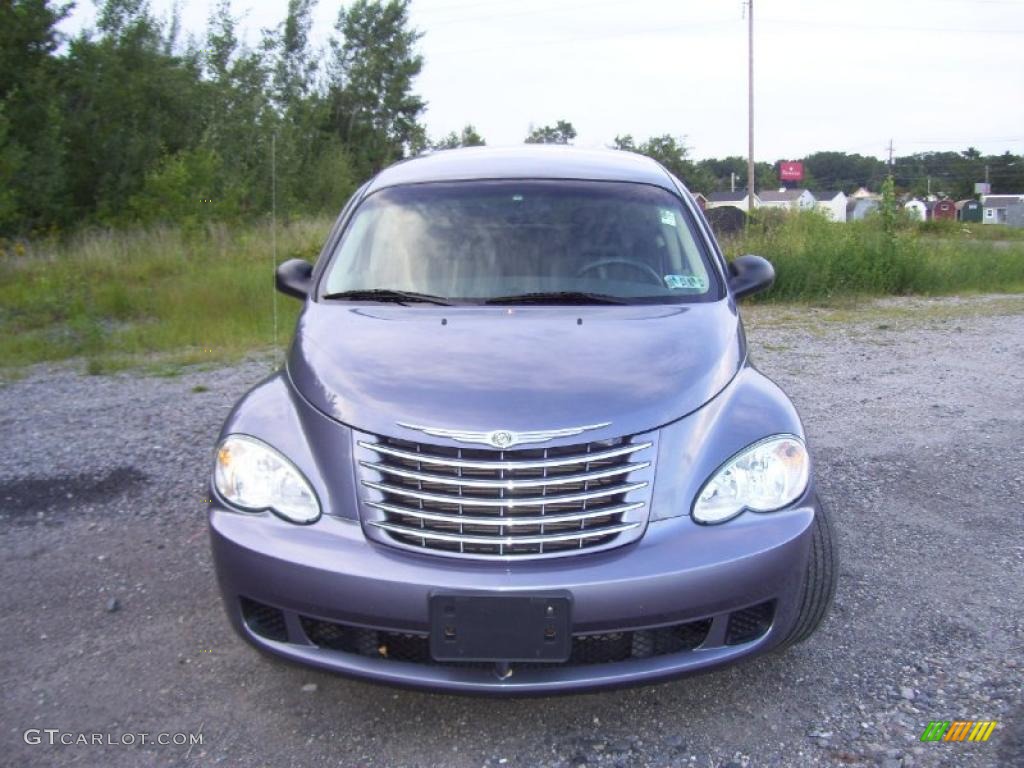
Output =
[
  {"x1": 0, "y1": 217, "x2": 330, "y2": 370},
  {"x1": 723, "y1": 212, "x2": 1024, "y2": 301},
  {"x1": 1, "y1": 212, "x2": 1023, "y2": 373},
  {"x1": 915, "y1": 219, "x2": 1024, "y2": 241}
]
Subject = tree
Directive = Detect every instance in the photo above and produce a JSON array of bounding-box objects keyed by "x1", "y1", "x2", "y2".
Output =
[
  {"x1": 697, "y1": 155, "x2": 778, "y2": 193},
  {"x1": 327, "y1": 0, "x2": 425, "y2": 175},
  {"x1": 525, "y1": 120, "x2": 576, "y2": 145},
  {"x1": 272, "y1": 0, "x2": 318, "y2": 110},
  {"x1": 615, "y1": 134, "x2": 715, "y2": 193},
  {"x1": 62, "y1": 0, "x2": 205, "y2": 223},
  {"x1": 198, "y1": 1, "x2": 276, "y2": 215},
  {"x1": 612, "y1": 134, "x2": 636, "y2": 151},
  {"x1": 0, "y1": 0, "x2": 72, "y2": 231},
  {"x1": 433, "y1": 123, "x2": 485, "y2": 149},
  {"x1": 638, "y1": 135, "x2": 716, "y2": 193},
  {"x1": 802, "y1": 151, "x2": 886, "y2": 193}
]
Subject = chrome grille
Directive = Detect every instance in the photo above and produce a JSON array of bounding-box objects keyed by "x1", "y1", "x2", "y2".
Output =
[{"x1": 355, "y1": 432, "x2": 655, "y2": 559}]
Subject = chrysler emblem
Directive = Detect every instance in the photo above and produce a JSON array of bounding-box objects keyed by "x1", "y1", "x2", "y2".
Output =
[
  {"x1": 489, "y1": 430, "x2": 514, "y2": 448},
  {"x1": 396, "y1": 421, "x2": 612, "y2": 449}
]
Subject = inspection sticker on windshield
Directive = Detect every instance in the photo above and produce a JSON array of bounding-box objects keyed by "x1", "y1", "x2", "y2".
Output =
[
  {"x1": 660, "y1": 209, "x2": 677, "y2": 226},
  {"x1": 664, "y1": 274, "x2": 706, "y2": 290}
]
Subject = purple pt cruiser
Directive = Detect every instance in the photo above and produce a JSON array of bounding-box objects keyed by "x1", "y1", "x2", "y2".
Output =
[{"x1": 209, "y1": 146, "x2": 837, "y2": 694}]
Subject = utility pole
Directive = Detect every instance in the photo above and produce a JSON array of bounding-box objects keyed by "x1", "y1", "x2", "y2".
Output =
[
  {"x1": 747, "y1": 0, "x2": 755, "y2": 211},
  {"x1": 887, "y1": 139, "x2": 894, "y2": 168},
  {"x1": 731, "y1": 172, "x2": 737, "y2": 192}
]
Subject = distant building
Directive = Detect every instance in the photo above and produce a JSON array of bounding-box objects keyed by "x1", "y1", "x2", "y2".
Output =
[
  {"x1": 813, "y1": 190, "x2": 848, "y2": 222},
  {"x1": 847, "y1": 198, "x2": 879, "y2": 221},
  {"x1": 706, "y1": 190, "x2": 760, "y2": 212},
  {"x1": 956, "y1": 199, "x2": 983, "y2": 222},
  {"x1": 690, "y1": 192, "x2": 708, "y2": 210},
  {"x1": 850, "y1": 187, "x2": 879, "y2": 200},
  {"x1": 929, "y1": 199, "x2": 957, "y2": 221},
  {"x1": 904, "y1": 199, "x2": 927, "y2": 221},
  {"x1": 759, "y1": 188, "x2": 816, "y2": 211},
  {"x1": 981, "y1": 194, "x2": 1024, "y2": 226}
]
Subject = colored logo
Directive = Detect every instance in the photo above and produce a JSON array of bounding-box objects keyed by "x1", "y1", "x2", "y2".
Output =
[{"x1": 920, "y1": 721, "x2": 997, "y2": 742}]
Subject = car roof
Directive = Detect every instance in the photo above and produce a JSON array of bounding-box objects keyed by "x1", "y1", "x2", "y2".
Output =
[{"x1": 364, "y1": 145, "x2": 680, "y2": 195}]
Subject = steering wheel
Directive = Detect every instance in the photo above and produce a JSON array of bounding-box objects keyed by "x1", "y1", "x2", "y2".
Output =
[{"x1": 575, "y1": 258, "x2": 664, "y2": 286}]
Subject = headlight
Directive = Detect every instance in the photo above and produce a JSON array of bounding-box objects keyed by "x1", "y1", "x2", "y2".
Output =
[
  {"x1": 692, "y1": 435, "x2": 808, "y2": 524},
  {"x1": 214, "y1": 435, "x2": 320, "y2": 524}
]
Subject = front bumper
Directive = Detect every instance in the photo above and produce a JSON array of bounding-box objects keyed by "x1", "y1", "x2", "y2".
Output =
[{"x1": 209, "y1": 490, "x2": 819, "y2": 695}]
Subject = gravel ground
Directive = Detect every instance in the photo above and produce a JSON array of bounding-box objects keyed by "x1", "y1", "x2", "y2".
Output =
[{"x1": 1, "y1": 294, "x2": 1022, "y2": 768}]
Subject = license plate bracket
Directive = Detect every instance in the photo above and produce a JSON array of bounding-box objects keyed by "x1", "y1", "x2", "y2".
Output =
[{"x1": 429, "y1": 593, "x2": 572, "y2": 663}]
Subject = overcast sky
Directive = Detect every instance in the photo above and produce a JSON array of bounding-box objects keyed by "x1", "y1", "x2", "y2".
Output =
[{"x1": 61, "y1": 0, "x2": 1024, "y2": 161}]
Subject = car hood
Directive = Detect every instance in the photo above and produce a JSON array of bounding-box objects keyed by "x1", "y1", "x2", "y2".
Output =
[{"x1": 287, "y1": 300, "x2": 745, "y2": 441}]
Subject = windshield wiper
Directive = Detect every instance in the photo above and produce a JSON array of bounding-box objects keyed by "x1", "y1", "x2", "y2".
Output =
[
  {"x1": 321, "y1": 289, "x2": 452, "y2": 306},
  {"x1": 484, "y1": 291, "x2": 627, "y2": 305}
]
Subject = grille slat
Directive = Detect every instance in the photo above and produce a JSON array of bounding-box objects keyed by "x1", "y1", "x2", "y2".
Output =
[
  {"x1": 356, "y1": 440, "x2": 652, "y2": 470},
  {"x1": 370, "y1": 520, "x2": 640, "y2": 546},
  {"x1": 359, "y1": 460, "x2": 650, "y2": 490},
  {"x1": 365, "y1": 501, "x2": 644, "y2": 527},
  {"x1": 358, "y1": 432, "x2": 653, "y2": 559},
  {"x1": 362, "y1": 480, "x2": 648, "y2": 508}
]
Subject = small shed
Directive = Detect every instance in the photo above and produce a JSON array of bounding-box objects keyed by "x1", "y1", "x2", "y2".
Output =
[
  {"x1": 904, "y1": 199, "x2": 927, "y2": 221},
  {"x1": 982, "y1": 194, "x2": 1024, "y2": 225},
  {"x1": 931, "y1": 200, "x2": 956, "y2": 221},
  {"x1": 956, "y1": 200, "x2": 982, "y2": 222},
  {"x1": 846, "y1": 198, "x2": 879, "y2": 221},
  {"x1": 690, "y1": 192, "x2": 708, "y2": 210}
]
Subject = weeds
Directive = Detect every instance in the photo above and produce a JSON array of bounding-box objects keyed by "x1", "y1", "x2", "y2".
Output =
[
  {"x1": 0, "y1": 218, "x2": 329, "y2": 369},
  {"x1": 723, "y1": 210, "x2": 1024, "y2": 301},
  {"x1": 1, "y1": 212, "x2": 1022, "y2": 373}
]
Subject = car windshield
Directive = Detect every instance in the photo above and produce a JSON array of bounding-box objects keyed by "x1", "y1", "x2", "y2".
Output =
[{"x1": 322, "y1": 180, "x2": 719, "y2": 304}]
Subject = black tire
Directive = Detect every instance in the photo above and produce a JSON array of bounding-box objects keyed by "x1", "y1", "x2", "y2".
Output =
[{"x1": 780, "y1": 494, "x2": 839, "y2": 647}]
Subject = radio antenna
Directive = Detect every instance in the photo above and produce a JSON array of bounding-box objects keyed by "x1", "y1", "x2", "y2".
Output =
[{"x1": 271, "y1": 131, "x2": 279, "y2": 350}]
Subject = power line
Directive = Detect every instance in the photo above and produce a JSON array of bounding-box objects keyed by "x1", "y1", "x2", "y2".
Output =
[
  {"x1": 413, "y1": 0, "x2": 679, "y2": 27},
  {"x1": 425, "y1": 19, "x2": 735, "y2": 56},
  {"x1": 760, "y1": 18, "x2": 1024, "y2": 34}
]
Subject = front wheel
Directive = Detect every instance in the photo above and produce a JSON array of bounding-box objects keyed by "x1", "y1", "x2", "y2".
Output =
[{"x1": 779, "y1": 494, "x2": 839, "y2": 647}]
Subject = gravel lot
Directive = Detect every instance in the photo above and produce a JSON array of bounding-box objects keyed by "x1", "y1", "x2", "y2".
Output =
[{"x1": 1, "y1": 294, "x2": 1022, "y2": 768}]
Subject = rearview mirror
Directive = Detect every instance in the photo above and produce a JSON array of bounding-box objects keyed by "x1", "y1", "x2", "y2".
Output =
[
  {"x1": 275, "y1": 259, "x2": 314, "y2": 299},
  {"x1": 727, "y1": 254, "x2": 774, "y2": 300}
]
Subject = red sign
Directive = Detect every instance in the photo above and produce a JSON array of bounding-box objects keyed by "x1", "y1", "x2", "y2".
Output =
[{"x1": 779, "y1": 161, "x2": 804, "y2": 182}]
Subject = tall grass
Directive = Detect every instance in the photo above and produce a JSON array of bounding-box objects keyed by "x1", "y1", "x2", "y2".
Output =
[
  {"x1": 724, "y1": 211, "x2": 1024, "y2": 301},
  {"x1": 1, "y1": 212, "x2": 1022, "y2": 372},
  {"x1": 0, "y1": 218, "x2": 331, "y2": 370}
]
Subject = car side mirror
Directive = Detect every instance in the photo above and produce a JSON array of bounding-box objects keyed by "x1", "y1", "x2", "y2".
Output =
[
  {"x1": 728, "y1": 254, "x2": 774, "y2": 300},
  {"x1": 275, "y1": 259, "x2": 314, "y2": 299}
]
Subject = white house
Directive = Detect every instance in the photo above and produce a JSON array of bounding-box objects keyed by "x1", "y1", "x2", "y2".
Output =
[
  {"x1": 814, "y1": 190, "x2": 848, "y2": 222},
  {"x1": 706, "y1": 190, "x2": 760, "y2": 212},
  {"x1": 759, "y1": 189, "x2": 816, "y2": 211},
  {"x1": 904, "y1": 199, "x2": 927, "y2": 221}
]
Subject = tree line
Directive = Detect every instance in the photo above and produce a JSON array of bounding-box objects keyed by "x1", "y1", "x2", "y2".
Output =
[{"x1": 2, "y1": 0, "x2": 1022, "y2": 238}]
